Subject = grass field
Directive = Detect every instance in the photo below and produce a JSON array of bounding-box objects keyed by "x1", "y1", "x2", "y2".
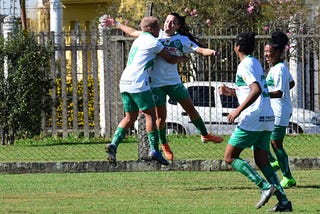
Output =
[
  {"x1": 0, "y1": 170, "x2": 319, "y2": 213},
  {"x1": 0, "y1": 135, "x2": 319, "y2": 213}
]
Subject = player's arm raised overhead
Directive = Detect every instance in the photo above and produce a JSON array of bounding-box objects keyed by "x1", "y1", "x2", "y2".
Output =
[{"x1": 100, "y1": 16, "x2": 141, "y2": 38}]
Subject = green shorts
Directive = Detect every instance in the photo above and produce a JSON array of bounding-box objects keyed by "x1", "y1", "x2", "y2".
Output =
[
  {"x1": 151, "y1": 83, "x2": 189, "y2": 106},
  {"x1": 228, "y1": 126, "x2": 271, "y2": 151},
  {"x1": 121, "y1": 91, "x2": 155, "y2": 112},
  {"x1": 270, "y1": 125, "x2": 286, "y2": 141}
]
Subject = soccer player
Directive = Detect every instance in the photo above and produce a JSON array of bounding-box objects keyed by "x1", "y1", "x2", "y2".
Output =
[
  {"x1": 219, "y1": 32, "x2": 292, "y2": 212},
  {"x1": 265, "y1": 30, "x2": 296, "y2": 188},
  {"x1": 105, "y1": 16, "x2": 187, "y2": 165}
]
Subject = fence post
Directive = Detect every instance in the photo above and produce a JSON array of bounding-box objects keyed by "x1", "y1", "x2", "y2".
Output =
[
  {"x1": 1, "y1": 16, "x2": 15, "y2": 145},
  {"x1": 3, "y1": 15, "x2": 14, "y2": 79},
  {"x1": 288, "y1": 18, "x2": 303, "y2": 109},
  {"x1": 137, "y1": 1, "x2": 153, "y2": 160},
  {"x1": 145, "y1": 1, "x2": 153, "y2": 17}
]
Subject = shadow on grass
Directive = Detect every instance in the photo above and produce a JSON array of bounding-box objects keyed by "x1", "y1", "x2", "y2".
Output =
[
  {"x1": 186, "y1": 186, "x2": 256, "y2": 191},
  {"x1": 187, "y1": 184, "x2": 320, "y2": 192},
  {"x1": 294, "y1": 184, "x2": 320, "y2": 189},
  {"x1": 17, "y1": 141, "x2": 108, "y2": 147},
  {"x1": 14, "y1": 138, "x2": 137, "y2": 147}
]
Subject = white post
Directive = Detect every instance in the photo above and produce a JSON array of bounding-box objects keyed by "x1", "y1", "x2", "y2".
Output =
[
  {"x1": 3, "y1": 15, "x2": 15, "y2": 79},
  {"x1": 288, "y1": 15, "x2": 303, "y2": 109},
  {"x1": 314, "y1": 50, "x2": 319, "y2": 111},
  {"x1": 50, "y1": 0, "x2": 63, "y2": 59},
  {"x1": 310, "y1": 0, "x2": 320, "y2": 111},
  {"x1": 98, "y1": 16, "x2": 107, "y2": 137},
  {"x1": 289, "y1": 39, "x2": 302, "y2": 109}
]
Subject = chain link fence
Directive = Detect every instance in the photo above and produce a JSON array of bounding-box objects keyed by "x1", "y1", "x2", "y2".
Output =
[{"x1": 0, "y1": 28, "x2": 320, "y2": 163}]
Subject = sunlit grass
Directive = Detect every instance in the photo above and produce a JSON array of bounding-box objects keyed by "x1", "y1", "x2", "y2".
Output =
[{"x1": 0, "y1": 170, "x2": 319, "y2": 213}]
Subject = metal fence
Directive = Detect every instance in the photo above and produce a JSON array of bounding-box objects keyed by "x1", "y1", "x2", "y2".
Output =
[
  {"x1": 1, "y1": 29, "x2": 320, "y2": 162},
  {"x1": 45, "y1": 29, "x2": 320, "y2": 136}
]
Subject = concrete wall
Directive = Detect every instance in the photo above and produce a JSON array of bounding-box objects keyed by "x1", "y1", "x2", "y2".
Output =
[{"x1": 0, "y1": 158, "x2": 319, "y2": 174}]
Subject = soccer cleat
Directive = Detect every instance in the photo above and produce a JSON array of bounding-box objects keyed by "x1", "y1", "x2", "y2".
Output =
[
  {"x1": 270, "y1": 160, "x2": 280, "y2": 171},
  {"x1": 149, "y1": 150, "x2": 169, "y2": 166},
  {"x1": 201, "y1": 133, "x2": 223, "y2": 144},
  {"x1": 256, "y1": 185, "x2": 276, "y2": 209},
  {"x1": 105, "y1": 144, "x2": 117, "y2": 164},
  {"x1": 269, "y1": 201, "x2": 293, "y2": 212},
  {"x1": 161, "y1": 143, "x2": 174, "y2": 160},
  {"x1": 280, "y1": 177, "x2": 296, "y2": 188}
]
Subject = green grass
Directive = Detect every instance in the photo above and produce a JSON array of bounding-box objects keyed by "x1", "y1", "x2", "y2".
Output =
[
  {"x1": 1, "y1": 134, "x2": 320, "y2": 162},
  {"x1": 0, "y1": 170, "x2": 319, "y2": 213},
  {"x1": 0, "y1": 135, "x2": 319, "y2": 213}
]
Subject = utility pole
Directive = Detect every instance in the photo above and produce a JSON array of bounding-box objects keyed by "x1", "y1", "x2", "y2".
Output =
[{"x1": 19, "y1": 0, "x2": 27, "y2": 31}]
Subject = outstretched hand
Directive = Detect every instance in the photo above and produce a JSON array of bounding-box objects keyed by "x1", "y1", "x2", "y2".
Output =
[
  {"x1": 99, "y1": 15, "x2": 117, "y2": 28},
  {"x1": 212, "y1": 49, "x2": 218, "y2": 56},
  {"x1": 218, "y1": 84, "x2": 230, "y2": 95},
  {"x1": 214, "y1": 51, "x2": 221, "y2": 58}
]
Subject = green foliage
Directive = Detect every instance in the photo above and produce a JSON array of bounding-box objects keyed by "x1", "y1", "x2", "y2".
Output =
[
  {"x1": 150, "y1": 0, "x2": 258, "y2": 29},
  {"x1": 261, "y1": 0, "x2": 316, "y2": 34},
  {"x1": 0, "y1": 32, "x2": 53, "y2": 142},
  {"x1": 104, "y1": 0, "x2": 319, "y2": 35}
]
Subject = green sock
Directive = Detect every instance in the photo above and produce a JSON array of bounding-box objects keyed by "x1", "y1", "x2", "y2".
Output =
[
  {"x1": 147, "y1": 130, "x2": 159, "y2": 152},
  {"x1": 232, "y1": 158, "x2": 270, "y2": 190},
  {"x1": 260, "y1": 164, "x2": 288, "y2": 203},
  {"x1": 274, "y1": 148, "x2": 293, "y2": 178},
  {"x1": 111, "y1": 127, "x2": 126, "y2": 148},
  {"x1": 158, "y1": 127, "x2": 167, "y2": 145},
  {"x1": 268, "y1": 150, "x2": 277, "y2": 162},
  {"x1": 192, "y1": 117, "x2": 208, "y2": 136}
]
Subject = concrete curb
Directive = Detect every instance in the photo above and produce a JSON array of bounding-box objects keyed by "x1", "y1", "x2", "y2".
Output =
[{"x1": 0, "y1": 158, "x2": 319, "y2": 174}]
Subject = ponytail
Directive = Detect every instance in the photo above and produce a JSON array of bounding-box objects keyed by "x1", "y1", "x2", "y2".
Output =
[{"x1": 170, "y1": 13, "x2": 203, "y2": 47}]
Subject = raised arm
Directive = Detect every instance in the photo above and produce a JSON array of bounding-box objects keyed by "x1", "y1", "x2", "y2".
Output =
[
  {"x1": 101, "y1": 17, "x2": 141, "y2": 38},
  {"x1": 195, "y1": 47, "x2": 218, "y2": 56}
]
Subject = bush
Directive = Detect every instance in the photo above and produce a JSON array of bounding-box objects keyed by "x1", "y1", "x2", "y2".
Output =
[{"x1": 0, "y1": 32, "x2": 52, "y2": 144}]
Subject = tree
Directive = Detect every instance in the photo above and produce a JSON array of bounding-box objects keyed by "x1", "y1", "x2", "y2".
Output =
[{"x1": 107, "y1": 0, "x2": 319, "y2": 35}]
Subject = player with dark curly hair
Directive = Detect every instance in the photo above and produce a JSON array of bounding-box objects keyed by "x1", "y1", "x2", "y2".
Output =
[{"x1": 265, "y1": 30, "x2": 296, "y2": 189}]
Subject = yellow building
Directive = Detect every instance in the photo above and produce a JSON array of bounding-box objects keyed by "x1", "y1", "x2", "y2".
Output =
[
  {"x1": 27, "y1": 0, "x2": 147, "y2": 82},
  {"x1": 31, "y1": 0, "x2": 146, "y2": 33},
  {"x1": 62, "y1": 0, "x2": 112, "y2": 32}
]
